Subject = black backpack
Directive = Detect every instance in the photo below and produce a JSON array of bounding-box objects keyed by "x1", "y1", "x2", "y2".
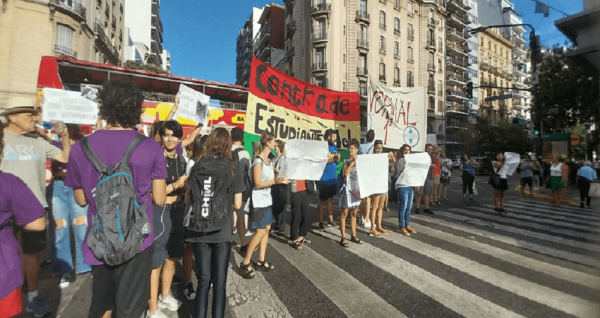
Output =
[
  {"x1": 81, "y1": 134, "x2": 150, "y2": 266},
  {"x1": 232, "y1": 147, "x2": 252, "y2": 201},
  {"x1": 186, "y1": 154, "x2": 232, "y2": 233}
]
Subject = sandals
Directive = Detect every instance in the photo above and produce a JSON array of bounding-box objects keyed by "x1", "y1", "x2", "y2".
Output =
[
  {"x1": 350, "y1": 236, "x2": 363, "y2": 244},
  {"x1": 298, "y1": 238, "x2": 311, "y2": 244},
  {"x1": 291, "y1": 240, "x2": 303, "y2": 250},
  {"x1": 240, "y1": 262, "x2": 255, "y2": 279},
  {"x1": 254, "y1": 260, "x2": 274, "y2": 271},
  {"x1": 340, "y1": 238, "x2": 349, "y2": 247}
]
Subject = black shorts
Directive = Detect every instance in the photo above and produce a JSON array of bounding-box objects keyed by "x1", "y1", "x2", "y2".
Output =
[
  {"x1": 520, "y1": 177, "x2": 534, "y2": 188},
  {"x1": 20, "y1": 228, "x2": 47, "y2": 254},
  {"x1": 89, "y1": 245, "x2": 153, "y2": 318},
  {"x1": 152, "y1": 203, "x2": 185, "y2": 268},
  {"x1": 319, "y1": 184, "x2": 338, "y2": 201}
]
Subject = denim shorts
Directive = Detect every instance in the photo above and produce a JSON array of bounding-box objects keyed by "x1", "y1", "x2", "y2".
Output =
[
  {"x1": 152, "y1": 203, "x2": 185, "y2": 268},
  {"x1": 251, "y1": 206, "x2": 273, "y2": 230}
]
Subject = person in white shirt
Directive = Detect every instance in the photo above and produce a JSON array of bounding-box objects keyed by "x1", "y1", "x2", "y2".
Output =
[{"x1": 440, "y1": 151, "x2": 452, "y2": 201}]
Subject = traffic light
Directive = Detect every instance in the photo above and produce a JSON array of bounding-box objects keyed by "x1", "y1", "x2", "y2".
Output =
[
  {"x1": 534, "y1": 130, "x2": 539, "y2": 135},
  {"x1": 466, "y1": 82, "x2": 473, "y2": 98}
]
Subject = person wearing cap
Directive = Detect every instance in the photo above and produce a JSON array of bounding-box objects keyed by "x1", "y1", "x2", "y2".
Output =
[
  {"x1": 1, "y1": 96, "x2": 72, "y2": 317},
  {"x1": 577, "y1": 161, "x2": 598, "y2": 208}
]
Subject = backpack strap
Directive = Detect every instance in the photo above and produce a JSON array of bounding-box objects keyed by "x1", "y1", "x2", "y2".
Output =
[
  {"x1": 119, "y1": 134, "x2": 146, "y2": 167},
  {"x1": 81, "y1": 136, "x2": 108, "y2": 174}
]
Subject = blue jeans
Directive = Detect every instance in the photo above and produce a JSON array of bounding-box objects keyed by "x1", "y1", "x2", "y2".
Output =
[
  {"x1": 397, "y1": 187, "x2": 414, "y2": 229},
  {"x1": 50, "y1": 180, "x2": 91, "y2": 275}
]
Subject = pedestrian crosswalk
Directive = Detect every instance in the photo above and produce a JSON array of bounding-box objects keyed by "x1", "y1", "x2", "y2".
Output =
[{"x1": 220, "y1": 198, "x2": 600, "y2": 318}]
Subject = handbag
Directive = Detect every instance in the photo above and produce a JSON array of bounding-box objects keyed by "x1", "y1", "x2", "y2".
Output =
[
  {"x1": 306, "y1": 180, "x2": 317, "y2": 194},
  {"x1": 488, "y1": 172, "x2": 501, "y2": 188}
]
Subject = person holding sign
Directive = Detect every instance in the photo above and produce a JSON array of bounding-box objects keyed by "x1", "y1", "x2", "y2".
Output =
[
  {"x1": 240, "y1": 132, "x2": 289, "y2": 279},
  {"x1": 395, "y1": 144, "x2": 417, "y2": 236},
  {"x1": 368, "y1": 140, "x2": 388, "y2": 237},
  {"x1": 318, "y1": 130, "x2": 340, "y2": 231},
  {"x1": 492, "y1": 152, "x2": 509, "y2": 214},
  {"x1": 338, "y1": 139, "x2": 363, "y2": 247}
]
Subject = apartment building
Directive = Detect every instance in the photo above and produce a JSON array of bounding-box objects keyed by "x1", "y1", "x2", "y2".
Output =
[
  {"x1": 281, "y1": 0, "x2": 447, "y2": 136},
  {"x1": 477, "y1": 26, "x2": 513, "y2": 125},
  {"x1": 0, "y1": 0, "x2": 125, "y2": 111},
  {"x1": 444, "y1": 0, "x2": 472, "y2": 158},
  {"x1": 255, "y1": 4, "x2": 286, "y2": 69},
  {"x1": 123, "y1": 0, "x2": 170, "y2": 72},
  {"x1": 236, "y1": 7, "x2": 265, "y2": 87},
  {"x1": 478, "y1": 0, "x2": 531, "y2": 132}
]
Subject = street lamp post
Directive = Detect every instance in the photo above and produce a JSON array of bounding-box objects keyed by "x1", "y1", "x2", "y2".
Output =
[{"x1": 469, "y1": 24, "x2": 541, "y2": 157}]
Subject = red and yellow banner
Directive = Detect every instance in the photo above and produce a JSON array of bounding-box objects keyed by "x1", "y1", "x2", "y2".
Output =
[{"x1": 245, "y1": 57, "x2": 360, "y2": 149}]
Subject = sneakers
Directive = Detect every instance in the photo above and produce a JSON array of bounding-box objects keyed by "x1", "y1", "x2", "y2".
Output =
[
  {"x1": 233, "y1": 225, "x2": 238, "y2": 234},
  {"x1": 146, "y1": 309, "x2": 169, "y2": 318},
  {"x1": 183, "y1": 282, "x2": 196, "y2": 301},
  {"x1": 158, "y1": 292, "x2": 182, "y2": 312},
  {"x1": 318, "y1": 222, "x2": 325, "y2": 231},
  {"x1": 245, "y1": 230, "x2": 254, "y2": 237},
  {"x1": 423, "y1": 209, "x2": 434, "y2": 215},
  {"x1": 327, "y1": 221, "x2": 334, "y2": 227},
  {"x1": 405, "y1": 226, "x2": 416, "y2": 234},
  {"x1": 59, "y1": 274, "x2": 70, "y2": 289},
  {"x1": 414, "y1": 209, "x2": 421, "y2": 214},
  {"x1": 398, "y1": 228, "x2": 410, "y2": 236},
  {"x1": 26, "y1": 296, "x2": 51, "y2": 318}
]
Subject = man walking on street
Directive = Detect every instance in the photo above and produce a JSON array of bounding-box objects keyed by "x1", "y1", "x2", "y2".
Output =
[
  {"x1": 1, "y1": 97, "x2": 72, "y2": 317},
  {"x1": 318, "y1": 129, "x2": 340, "y2": 231},
  {"x1": 413, "y1": 143, "x2": 435, "y2": 215},
  {"x1": 65, "y1": 79, "x2": 167, "y2": 318}
]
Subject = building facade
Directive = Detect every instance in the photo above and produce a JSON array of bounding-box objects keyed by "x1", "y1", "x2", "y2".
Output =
[
  {"x1": 123, "y1": 0, "x2": 170, "y2": 72},
  {"x1": 477, "y1": 26, "x2": 513, "y2": 125},
  {"x1": 255, "y1": 4, "x2": 286, "y2": 69},
  {"x1": 444, "y1": 0, "x2": 473, "y2": 158},
  {"x1": 281, "y1": 0, "x2": 447, "y2": 137},
  {"x1": 236, "y1": 7, "x2": 265, "y2": 87},
  {"x1": 0, "y1": 0, "x2": 125, "y2": 112}
]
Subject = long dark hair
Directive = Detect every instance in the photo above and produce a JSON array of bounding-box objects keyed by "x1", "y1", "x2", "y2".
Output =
[
  {"x1": 66, "y1": 124, "x2": 85, "y2": 141},
  {"x1": 398, "y1": 144, "x2": 411, "y2": 159}
]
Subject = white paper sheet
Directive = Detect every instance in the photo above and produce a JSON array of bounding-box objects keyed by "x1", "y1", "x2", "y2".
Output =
[
  {"x1": 344, "y1": 167, "x2": 361, "y2": 208},
  {"x1": 279, "y1": 139, "x2": 329, "y2": 180},
  {"x1": 178, "y1": 84, "x2": 209, "y2": 125},
  {"x1": 396, "y1": 152, "x2": 431, "y2": 187},
  {"x1": 42, "y1": 88, "x2": 98, "y2": 125},
  {"x1": 356, "y1": 153, "x2": 389, "y2": 198},
  {"x1": 499, "y1": 152, "x2": 520, "y2": 176}
]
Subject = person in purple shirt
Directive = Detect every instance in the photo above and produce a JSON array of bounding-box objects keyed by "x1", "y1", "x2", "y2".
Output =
[
  {"x1": 65, "y1": 79, "x2": 167, "y2": 318},
  {"x1": 0, "y1": 123, "x2": 47, "y2": 317}
]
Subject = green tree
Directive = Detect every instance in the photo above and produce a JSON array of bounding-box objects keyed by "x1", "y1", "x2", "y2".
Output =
[{"x1": 456, "y1": 119, "x2": 531, "y2": 156}]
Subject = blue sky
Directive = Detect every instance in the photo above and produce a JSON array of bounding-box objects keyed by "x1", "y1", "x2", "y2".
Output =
[{"x1": 161, "y1": 0, "x2": 582, "y2": 85}]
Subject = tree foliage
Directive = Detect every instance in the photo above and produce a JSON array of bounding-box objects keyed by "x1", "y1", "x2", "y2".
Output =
[
  {"x1": 123, "y1": 60, "x2": 170, "y2": 75},
  {"x1": 456, "y1": 119, "x2": 531, "y2": 156},
  {"x1": 535, "y1": 51, "x2": 599, "y2": 133}
]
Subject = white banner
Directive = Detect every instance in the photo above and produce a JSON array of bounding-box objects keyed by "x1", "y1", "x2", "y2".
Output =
[
  {"x1": 42, "y1": 88, "x2": 98, "y2": 125},
  {"x1": 356, "y1": 153, "x2": 389, "y2": 198},
  {"x1": 344, "y1": 167, "x2": 361, "y2": 208},
  {"x1": 396, "y1": 153, "x2": 431, "y2": 187},
  {"x1": 499, "y1": 152, "x2": 520, "y2": 176},
  {"x1": 279, "y1": 139, "x2": 329, "y2": 180},
  {"x1": 367, "y1": 77, "x2": 427, "y2": 151},
  {"x1": 178, "y1": 84, "x2": 210, "y2": 125}
]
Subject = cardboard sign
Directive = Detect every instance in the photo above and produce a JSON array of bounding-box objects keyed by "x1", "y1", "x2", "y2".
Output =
[
  {"x1": 279, "y1": 139, "x2": 329, "y2": 180},
  {"x1": 178, "y1": 84, "x2": 209, "y2": 125},
  {"x1": 42, "y1": 88, "x2": 98, "y2": 125},
  {"x1": 356, "y1": 153, "x2": 389, "y2": 198}
]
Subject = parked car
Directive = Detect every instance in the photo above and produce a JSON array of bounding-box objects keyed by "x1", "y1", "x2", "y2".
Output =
[
  {"x1": 472, "y1": 157, "x2": 493, "y2": 175},
  {"x1": 452, "y1": 158, "x2": 461, "y2": 169}
]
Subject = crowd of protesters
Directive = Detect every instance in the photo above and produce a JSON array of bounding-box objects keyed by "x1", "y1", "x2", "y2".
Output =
[{"x1": 1, "y1": 79, "x2": 597, "y2": 318}]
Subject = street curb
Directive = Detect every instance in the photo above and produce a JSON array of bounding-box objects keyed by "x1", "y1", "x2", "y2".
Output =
[{"x1": 513, "y1": 186, "x2": 579, "y2": 207}]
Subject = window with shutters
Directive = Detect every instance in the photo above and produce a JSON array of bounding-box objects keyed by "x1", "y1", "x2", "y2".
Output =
[
  {"x1": 380, "y1": 11, "x2": 386, "y2": 29},
  {"x1": 55, "y1": 24, "x2": 75, "y2": 57},
  {"x1": 394, "y1": 18, "x2": 400, "y2": 35},
  {"x1": 379, "y1": 62, "x2": 386, "y2": 82},
  {"x1": 394, "y1": 67, "x2": 400, "y2": 85}
]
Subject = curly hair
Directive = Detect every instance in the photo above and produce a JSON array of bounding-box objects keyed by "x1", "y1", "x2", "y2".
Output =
[{"x1": 98, "y1": 79, "x2": 144, "y2": 129}]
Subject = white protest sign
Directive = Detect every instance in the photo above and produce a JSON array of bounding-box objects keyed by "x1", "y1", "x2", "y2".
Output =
[
  {"x1": 42, "y1": 88, "x2": 98, "y2": 125},
  {"x1": 499, "y1": 152, "x2": 520, "y2": 176},
  {"x1": 356, "y1": 153, "x2": 389, "y2": 198},
  {"x1": 368, "y1": 77, "x2": 427, "y2": 151},
  {"x1": 396, "y1": 152, "x2": 431, "y2": 187},
  {"x1": 344, "y1": 167, "x2": 361, "y2": 208},
  {"x1": 178, "y1": 84, "x2": 209, "y2": 125},
  {"x1": 279, "y1": 139, "x2": 329, "y2": 180}
]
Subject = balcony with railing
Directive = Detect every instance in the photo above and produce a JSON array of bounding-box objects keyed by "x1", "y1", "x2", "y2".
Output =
[
  {"x1": 446, "y1": 40, "x2": 467, "y2": 56},
  {"x1": 394, "y1": 27, "x2": 400, "y2": 36},
  {"x1": 428, "y1": 82, "x2": 435, "y2": 94},
  {"x1": 447, "y1": 0, "x2": 468, "y2": 13},
  {"x1": 50, "y1": 0, "x2": 87, "y2": 20},
  {"x1": 357, "y1": 37, "x2": 369, "y2": 51},
  {"x1": 54, "y1": 44, "x2": 77, "y2": 58},
  {"x1": 94, "y1": 23, "x2": 120, "y2": 64},
  {"x1": 407, "y1": 57, "x2": 414, "y2": 64},
  {"x1": 394, "y1": 79, "x2": 401, "y2": 87},
  {"x1": 357, "y1": 67, "x2": 368, "y2": 78},
  {"x1": 480, "y1": 61, "x2": 490, "y2": 70},
  {"x1": 379, "y1": 74, "x2": 387, "y2": 83},
  {"x1": 426, "y1": 40, "x2": 436, "y2": 51},
  {"x1": 286, "y1": 21, "x2": 296, "y2": 39},
  {"x1": 313, "y1": 62, "x2": 328, "y2": 73},
  {"x1": 446, "y1": 102, "x2": 469, "y2": 115},
  {"x1": 447, "y1": 13, "x2": 468, "y2": 28},
  {"x1": 379, "y1": 44, "x2": 386, "y2": 54},
  {"x1": 311, "y1": 2, "x2": 331, "y2": 16},
  {"x1": 447, "y1": 89, "x2": 468, "y2": 100},
  {"x1": 447, "y1": 58, "x2": 467, "y2": 71},
  {"x1": 313, "y1": 30, "x2": 327, "y2": 43},
  {"x1": 256, "y1": 26, "x2": 271, "y2": 47},
  {"x1": 394, "y1": 51, "x2": 401, "y2": 60},
  {"x1": 447, "y1": 74, "x2": 466, "y2": 86},
  {"x1": 427, "y1": 62, "x2": 435, "y2": 72},
  {"x1": 446, "y1": 27, "x2": 466, "y2": 43},
  {"x1": 355, "y1": 10, "x2": 370, "y2": 24}
]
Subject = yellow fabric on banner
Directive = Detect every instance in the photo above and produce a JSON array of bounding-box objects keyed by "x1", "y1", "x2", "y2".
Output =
[{"x1": 245, "y1": 94, "x2": 360, "y2": 146}]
